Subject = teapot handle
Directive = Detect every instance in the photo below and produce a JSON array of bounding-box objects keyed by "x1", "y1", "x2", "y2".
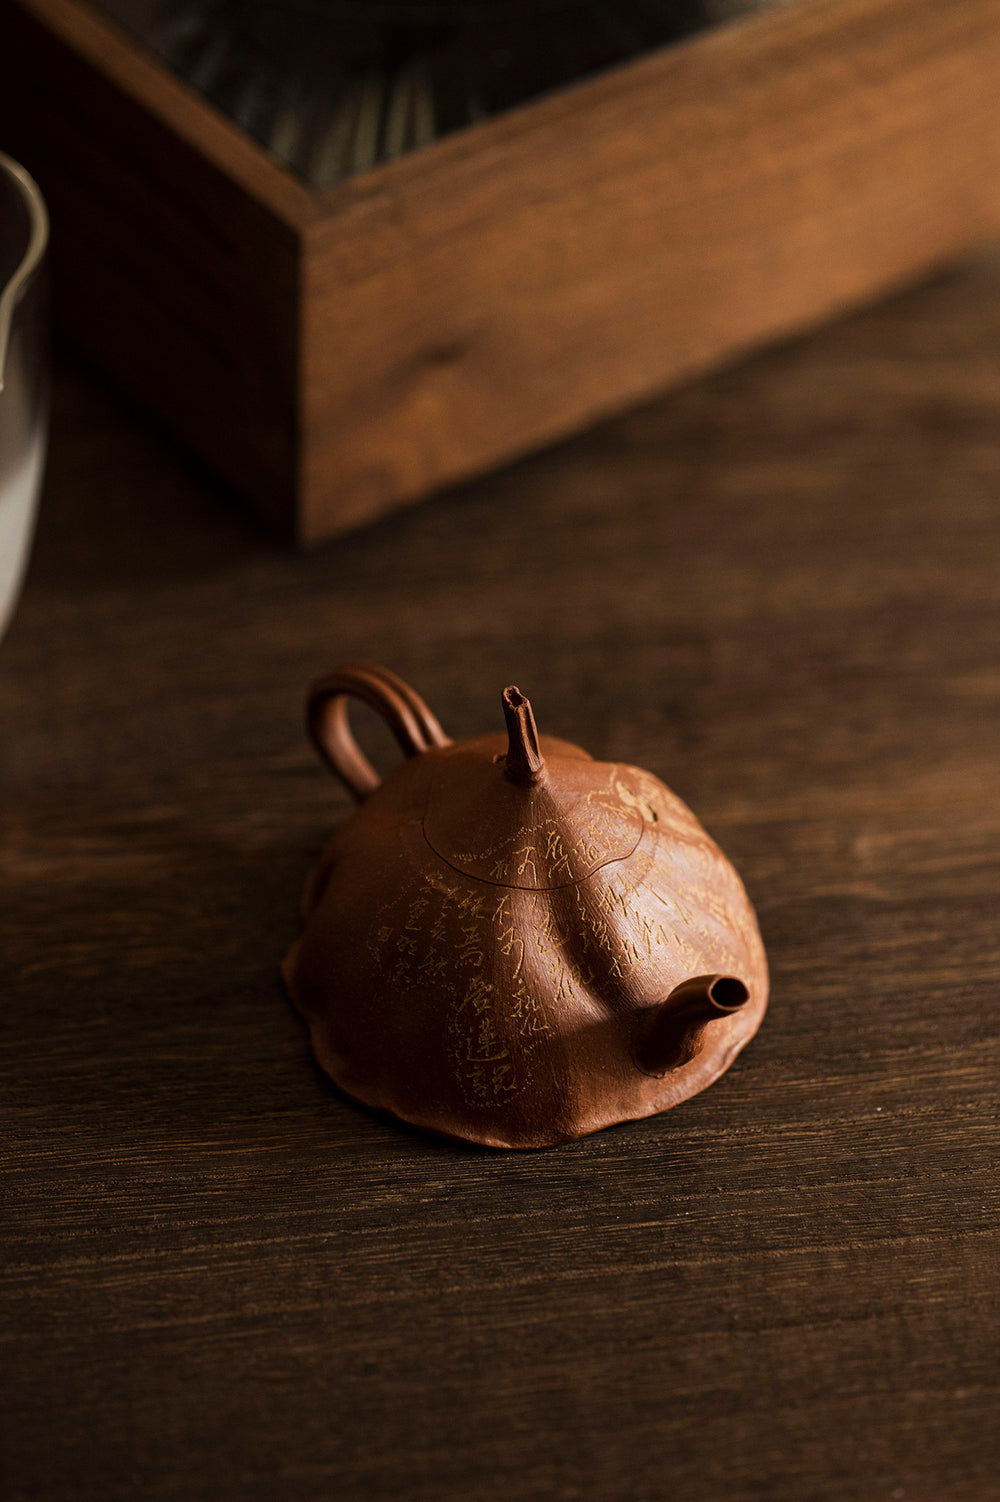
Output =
[{"x1": 306, "y1": 663, "x2": 451, "y2": 802}]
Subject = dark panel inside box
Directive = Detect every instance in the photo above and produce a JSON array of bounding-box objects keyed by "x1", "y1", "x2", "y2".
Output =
[{"x1": 93, "y1": 0, "x2": 763, "y2": 188}]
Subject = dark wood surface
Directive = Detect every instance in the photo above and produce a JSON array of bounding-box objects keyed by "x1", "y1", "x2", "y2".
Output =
[{"x1": 2, "y1": 254, "x2": 999, "y2": 1500}]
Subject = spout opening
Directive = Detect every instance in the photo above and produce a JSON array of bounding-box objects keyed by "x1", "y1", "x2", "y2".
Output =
[
  {"x1": 632, "y1": 973, "x2": 752, "y2": 1077},
  {"x1": 709, "y1": 976, "x2": 749, "y2": 1011}
]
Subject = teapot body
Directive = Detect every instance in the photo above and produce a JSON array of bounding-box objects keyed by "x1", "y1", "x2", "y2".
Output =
[{"x1": 285, "y1": 668, "x2": 768, "y2": 1149}]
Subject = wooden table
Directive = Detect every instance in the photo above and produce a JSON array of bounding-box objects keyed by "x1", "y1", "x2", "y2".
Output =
[{"x1": 2, "y1": 253, "x2": 998, "y2": 1501}]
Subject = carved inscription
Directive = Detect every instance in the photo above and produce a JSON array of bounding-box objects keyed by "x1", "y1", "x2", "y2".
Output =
[
  {"x1": 427, "y1": 765, "x2": 644, "y2": 888},
  {"x1": 354, "y1": 761, "x2": 761, "y2": 1118}
]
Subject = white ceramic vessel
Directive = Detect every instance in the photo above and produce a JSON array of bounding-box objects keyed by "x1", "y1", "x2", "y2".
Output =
[{"x1": 0, "y1": 151, "x2": 48, "y2": 642}]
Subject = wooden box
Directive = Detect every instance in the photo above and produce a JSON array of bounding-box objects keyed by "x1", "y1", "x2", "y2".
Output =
[{"x1": 3, "y1": 0, "x2": 1000, "y2": 542}]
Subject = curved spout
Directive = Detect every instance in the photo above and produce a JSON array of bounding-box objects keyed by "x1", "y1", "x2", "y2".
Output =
[{"x1": 632, "y1": 974, "x2": 750, "y2": 1077}]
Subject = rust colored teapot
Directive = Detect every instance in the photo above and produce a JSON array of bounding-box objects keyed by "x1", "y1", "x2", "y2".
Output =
[{"x1": 284, "y1": 665, "x2": 768, "y2": 1148}]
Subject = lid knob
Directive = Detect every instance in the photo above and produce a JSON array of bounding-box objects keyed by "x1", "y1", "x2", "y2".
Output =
[{"x1": 501, "y1": 685, "x2": 547, "y2": 786}]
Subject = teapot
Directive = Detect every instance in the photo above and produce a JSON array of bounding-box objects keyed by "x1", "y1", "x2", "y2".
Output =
[{"x1": 284, "y1": 664, "x2": 768, "y2": 1148}]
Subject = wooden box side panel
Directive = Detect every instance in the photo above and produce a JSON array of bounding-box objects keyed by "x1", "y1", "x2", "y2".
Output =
[
  {"x1": 0, "y1": 0, "x2": 305, "y2": 528},
  {"x1": 300, "y1": 0, "x2": 1000, "y2": 542}
]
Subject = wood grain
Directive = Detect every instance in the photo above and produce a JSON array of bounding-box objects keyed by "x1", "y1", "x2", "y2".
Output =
[
  {"x1": 4, "y1": 0, "x2": 1000, "y2": 540},
  {"x1": 2, "y1": 254, "x2": 999, "y2": 1500},
  {"x1": 0, "y1": 0, "x2": 307, "y2": 527},
  {"x1": 301, "y1": 0, "x2": 1000, "y2": 538}
]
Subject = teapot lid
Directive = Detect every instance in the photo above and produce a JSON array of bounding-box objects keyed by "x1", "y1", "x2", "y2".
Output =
[{"x1": 423, "y1": 687, "x2": 644, "y2": 890}]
